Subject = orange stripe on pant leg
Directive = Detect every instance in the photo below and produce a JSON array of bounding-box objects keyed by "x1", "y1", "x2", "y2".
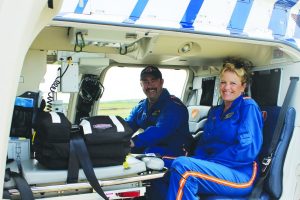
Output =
[
  {"x1": 175, "y1": 162, "x2": 257, "y2": 200},
  {"x1": 162, "y1": 156, "x2": 176, "y2": 160}
]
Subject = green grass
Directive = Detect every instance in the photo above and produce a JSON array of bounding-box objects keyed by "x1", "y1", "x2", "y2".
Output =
[{"x1": 98, "y1": 99, "x2": 141, "y2": 118}]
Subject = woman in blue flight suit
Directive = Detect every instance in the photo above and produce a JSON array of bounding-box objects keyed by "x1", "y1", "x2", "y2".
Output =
[
  {"x1": 125, "y1": 66, "x2": 193, "y2": 157},
  {"x1": 167, "y1": 58, "x2": 263, "y2": 200}
]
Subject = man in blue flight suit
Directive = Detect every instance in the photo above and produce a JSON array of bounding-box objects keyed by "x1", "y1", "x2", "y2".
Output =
[{"x1": 125, "y1": 66, "x2": 193, "y2": 157}]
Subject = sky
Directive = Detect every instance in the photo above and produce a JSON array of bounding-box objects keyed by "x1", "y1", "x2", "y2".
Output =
[{"x1": 101, "y1": 66, "x2": 187, "y2": 101}]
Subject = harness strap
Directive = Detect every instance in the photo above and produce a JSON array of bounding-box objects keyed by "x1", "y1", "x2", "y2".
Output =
[
  {"x1": 6, "y1": 168, "x2": 34, "y2": 200},
  {"x1": 67, "y1": 125, "x2": 108, "y2": 200}
]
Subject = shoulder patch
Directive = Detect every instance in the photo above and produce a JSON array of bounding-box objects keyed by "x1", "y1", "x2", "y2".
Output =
[
  {"x1": 152, "y1": 109, "x2": 160, "y2": 116},
  {"x1": 224, "y1": 112, "x2": 234, "y2": 119}
]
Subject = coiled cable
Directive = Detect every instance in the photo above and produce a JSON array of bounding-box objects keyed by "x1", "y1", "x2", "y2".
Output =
[{"x1": 46, "y1": 57, "x2": 72, "y2": 111}]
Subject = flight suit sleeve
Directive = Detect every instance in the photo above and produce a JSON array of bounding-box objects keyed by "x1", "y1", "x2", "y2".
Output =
[
  {"x1": 132, "y1": 103, "x2": 187, "y2": 148},
  {"x1": 125, "y1": 104, "x2": 141, "y2": 133},
  {"x1": 209, "y1": 104, "x2": 263, "y2": 168}
]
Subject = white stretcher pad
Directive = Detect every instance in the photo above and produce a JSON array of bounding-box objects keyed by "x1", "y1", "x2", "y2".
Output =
[{"x1": 5, "y1": 155, "x2": 146, "y2": 188}]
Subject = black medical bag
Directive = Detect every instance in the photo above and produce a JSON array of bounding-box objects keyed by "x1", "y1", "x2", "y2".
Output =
[{"x1": 33, "y1": 111, "x2": 133, "y2": 169}]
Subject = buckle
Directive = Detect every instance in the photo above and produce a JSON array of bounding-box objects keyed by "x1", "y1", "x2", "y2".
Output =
[
  {"x1": 70, "y1": 124, "x2": 80, "y2": 133},
  {"x1": 262, "y1": 157, "x2": 271, "y2": 166},
  {"x1": 261, "y1": 156, "x2": 272, "y2": 173}
]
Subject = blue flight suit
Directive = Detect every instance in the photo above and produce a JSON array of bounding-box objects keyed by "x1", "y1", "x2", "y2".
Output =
[
  {"x1": 167, "y1": 95, "x2": 263, "y2": 200},
  {"x1": 125, "y1": 88, "x2": 193, "y2": 157}
]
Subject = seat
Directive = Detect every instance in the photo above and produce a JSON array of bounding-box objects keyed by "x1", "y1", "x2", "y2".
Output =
[
  {"x1": 200, "y1": 106, "x2": 296, "y2": 200},
  {"x1": 187, "y1": 105, "x2": 211, "y2": 154}
]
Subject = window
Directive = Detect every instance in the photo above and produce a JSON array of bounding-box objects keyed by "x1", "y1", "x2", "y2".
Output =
[
  {"x1": 200, "y1": 77, "x2": 216, "y2": 106},
  {"x1": 251, "y1": 68, "x2": 281, "y2": 106},
  {"x1": 98, "y1": 66, "x2": 187, "y2": 118}
]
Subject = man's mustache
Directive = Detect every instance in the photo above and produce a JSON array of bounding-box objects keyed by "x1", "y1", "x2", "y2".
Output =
[{"x1": 146, "y1": 88, "x2": 157, "y2": 92}]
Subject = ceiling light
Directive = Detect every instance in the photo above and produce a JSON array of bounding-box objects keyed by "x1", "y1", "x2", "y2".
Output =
[{"x1": 179, "y1": 42, "x2": 193, "y2": 54}]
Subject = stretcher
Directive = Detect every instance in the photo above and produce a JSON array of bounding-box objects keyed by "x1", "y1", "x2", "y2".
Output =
[{"x1": 4, "y1": 155, "x2": 166, "y2": 199}]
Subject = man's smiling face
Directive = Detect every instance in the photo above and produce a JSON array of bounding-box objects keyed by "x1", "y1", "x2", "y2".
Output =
[{"x1": 140, "y1": 75, "x2": 164, "y2": 103}]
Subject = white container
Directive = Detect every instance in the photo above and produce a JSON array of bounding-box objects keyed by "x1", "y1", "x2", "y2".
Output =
[{"x1": 7, "y1": 138, "x2": 30, "y2": 161}]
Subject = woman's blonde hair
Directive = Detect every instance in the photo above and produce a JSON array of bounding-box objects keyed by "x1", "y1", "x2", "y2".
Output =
[{"x1": 220, "y1": 57, "x2": 253, "y2": 85}]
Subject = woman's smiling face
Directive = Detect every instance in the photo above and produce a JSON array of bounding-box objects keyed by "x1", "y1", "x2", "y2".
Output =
[{"x1": 220, "y1": 70, "x2": 246, "y2": 105}]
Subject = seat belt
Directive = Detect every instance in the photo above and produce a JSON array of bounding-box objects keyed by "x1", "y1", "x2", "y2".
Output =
[
  {"x1": 4, "y1": 168, "x2": 34, "y2": 200},
  {"x1": 67, "y1": 125, "x2": 108, "y2": 200},
  {"x1": 250, "y1": 76, "x2": 299, "y2": 199},
  {"x1": 186, "y1": 89, "x2": 198, "y2": 106},
  {"x1": 4, "y1": 155, "x2": 34, "y2": 199}
]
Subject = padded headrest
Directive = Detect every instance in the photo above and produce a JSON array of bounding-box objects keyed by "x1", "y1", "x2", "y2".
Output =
[
  {"x1": 188, "y1": 106, "x2": 211, "y2": 122},
  {"x1": 192, "y1": 77, "x2": 202, "y2": 89}
]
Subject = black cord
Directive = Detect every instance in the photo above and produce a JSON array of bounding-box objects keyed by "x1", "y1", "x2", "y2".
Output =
[
  {"x1": 78, "y1": 75, "x2": 105, "y2": 103},
  {"x1": 119, "y1": 44, "x2": 128, "y2": 55},
  {"x1": 46, "y1": 57, "x2": 72, "y2": 111},
  {"x1": 74, "y1": 32, "x2": 85, "y2": 52}
]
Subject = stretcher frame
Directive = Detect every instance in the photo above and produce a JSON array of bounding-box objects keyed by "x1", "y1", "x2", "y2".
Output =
[{"x1": 4, "y1": 155, "x2": 166, "y2": 199}]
